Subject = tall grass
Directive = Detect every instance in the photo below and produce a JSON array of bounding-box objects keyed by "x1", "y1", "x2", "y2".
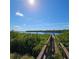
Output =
[{"x1": 10, "y1": 31, "x2": 50, "y2": 59}]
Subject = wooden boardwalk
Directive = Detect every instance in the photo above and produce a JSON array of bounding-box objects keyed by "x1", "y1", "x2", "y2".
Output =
[{"x1": 37, "y1": 35, "x2": 69, "y2": 59}]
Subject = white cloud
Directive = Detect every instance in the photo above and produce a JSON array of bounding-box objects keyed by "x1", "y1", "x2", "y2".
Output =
[
  {"x1": 16, "y1": 11, "x2": 24, "y2": 17},
  {"x1": 13, "y1": 25, "x2": 27, "y2": 31},
  {"x1": 13, "y1": 26, "x2": 22, "y2": 31}
]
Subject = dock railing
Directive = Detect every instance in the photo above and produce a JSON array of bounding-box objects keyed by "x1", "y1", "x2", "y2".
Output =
[{"x1": 37, "y1": 35, "x2": 69, "y2": 59}]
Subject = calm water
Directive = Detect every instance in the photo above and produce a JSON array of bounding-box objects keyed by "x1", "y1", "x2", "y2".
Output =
[{"x1": 24, "y1": 32, "x2": 62, "y2": 35}]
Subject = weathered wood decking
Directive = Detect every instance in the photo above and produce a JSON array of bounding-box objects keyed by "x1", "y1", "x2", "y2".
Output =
[{"x1": 37, "y1": 35, "x2": 69, "y2": 59}]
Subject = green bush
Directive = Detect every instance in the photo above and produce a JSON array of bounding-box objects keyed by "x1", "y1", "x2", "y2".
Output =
[
  {"x1": 56, "y1": 31, "x2": 69, "y2": 47},
  {"x1": 10, "y1": 31, "x2": 50, "y2": 58}
]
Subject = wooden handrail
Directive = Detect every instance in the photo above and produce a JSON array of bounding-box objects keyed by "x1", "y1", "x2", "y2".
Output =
[
  {"x1": 37, "y1": 35, "x2": 51, "y2": 59},
  {"x1": 37, "y1": 35, "x2": 55, "y2": 59},
  {"x1": 37, "y1": 35, "x2": 69, "y2": 59},
  {"x1": 37, "y1": 45, "x2": 47, "y2": 59},
  {"x1": 59, "y1": 42, "x2": 69, "y2": 59},
  {"x1": 53, "y1": 34, "x2": 69, "y2": 59}
]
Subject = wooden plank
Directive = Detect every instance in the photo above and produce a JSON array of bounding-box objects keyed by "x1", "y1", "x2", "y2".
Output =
[
  {"x1": 45, "y1": 35, "x2": 55, "y2": 59},
  {"x1": 59, "y1": 43, "x2": 69, "y2": 59},
  {"x1": 37, "y1": 36, "x2": 51, "y2": 59},
  {"x1": 54, "y1": 42, "x2": 63, "y2": 59},
  {"x1": 53, "y1": 35, "x2": 63, "y2": 59},
  {"x1": 37, "y1": 45, "x2": 47, "y2": 59},
  {"x1": 37, "y1": 35, "x2": 57, "y2": 59},
  {"x1": 53, "y1": 34, "x2": 69, "y2": 59}
]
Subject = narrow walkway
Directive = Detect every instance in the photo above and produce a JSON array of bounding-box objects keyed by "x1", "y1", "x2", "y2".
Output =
[{"x1": 37, "y1": 35, "x2": 69, "y2": 59}]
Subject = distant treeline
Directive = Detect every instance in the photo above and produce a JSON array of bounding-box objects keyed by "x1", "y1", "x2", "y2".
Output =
[{"x1": 26, "y1": 29, "x2": 69, "y2": 33}]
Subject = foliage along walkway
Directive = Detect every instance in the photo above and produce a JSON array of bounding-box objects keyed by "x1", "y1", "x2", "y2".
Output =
[{"x1": 37, "y1": 35, "x2": 69, "y2": 59}]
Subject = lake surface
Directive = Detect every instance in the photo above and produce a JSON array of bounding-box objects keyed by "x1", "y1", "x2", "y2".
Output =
[{"x1": 24, "y1": 32, "x2": 62, "y2": 35}]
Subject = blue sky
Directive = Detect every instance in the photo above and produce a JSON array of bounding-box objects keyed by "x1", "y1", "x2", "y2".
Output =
[{"x1": 10, "y1": 0, "x2": 69, "y2": 31}]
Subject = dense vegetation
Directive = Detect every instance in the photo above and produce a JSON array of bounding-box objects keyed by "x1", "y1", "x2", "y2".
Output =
[
  {"x1": 54, "y1": 30, "x2": 69, "y2": 59},
  {"x1": 10, "y1": 31, "x2": 50, "y2": 59},
  {"x1": 56, "y1": 30, "x2": 69, "y2": 47},
  {"x1": 10, "y1": 30, "x2": 69, "y2": 59}
]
